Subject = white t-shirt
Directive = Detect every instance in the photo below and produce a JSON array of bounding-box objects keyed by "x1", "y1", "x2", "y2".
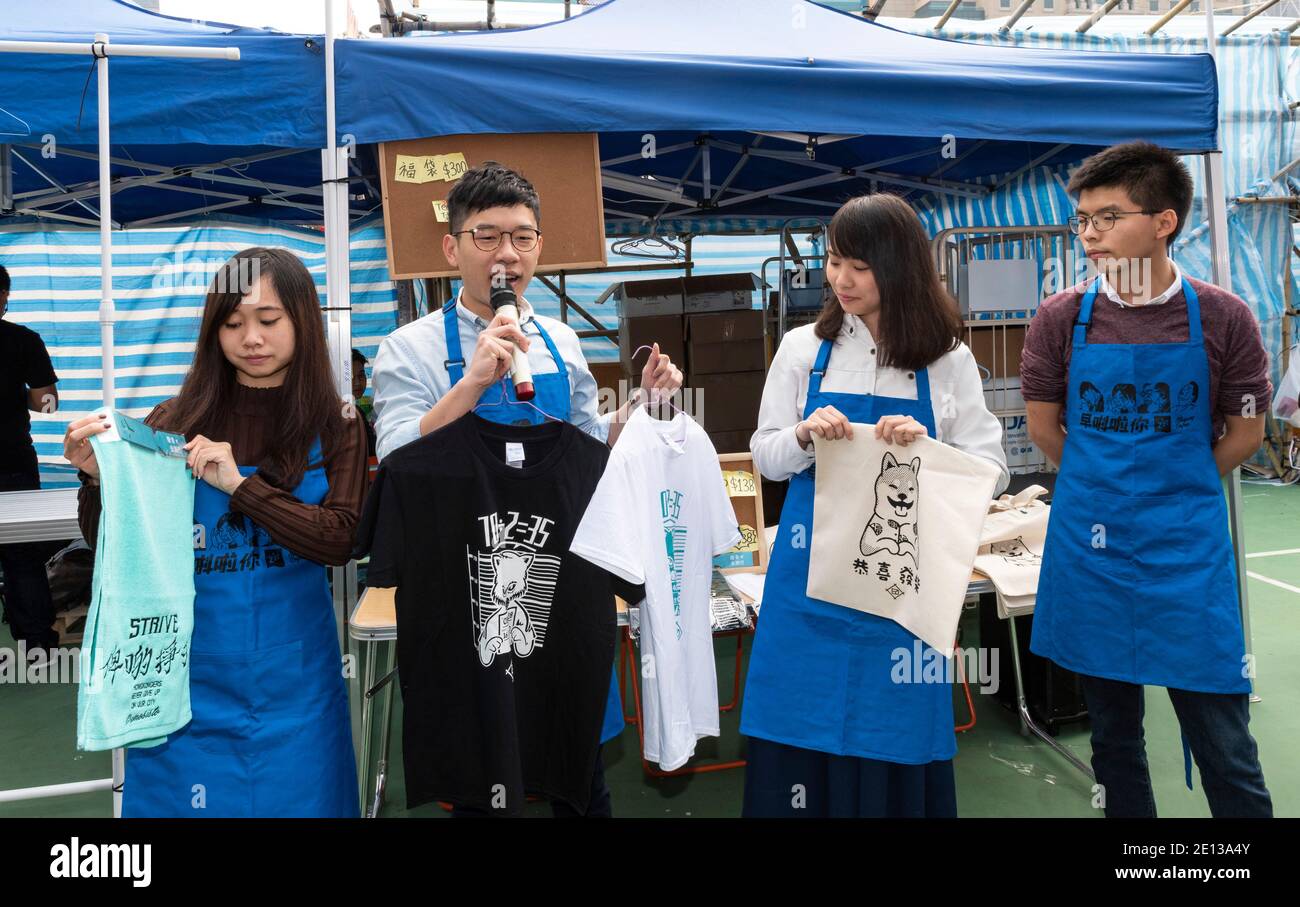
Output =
[{"x1": 571, "y1": 407, "x2": 741, "y2": 771}]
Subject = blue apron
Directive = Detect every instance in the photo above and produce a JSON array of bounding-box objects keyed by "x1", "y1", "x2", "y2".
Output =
[
  {"x1": 1031, "y1": 277, "x2": 1249, "y2": 696},
  {"x1": 442, "y1": 301, "x2": 625, "y2": 743},
  {"x1": 740, "y1": 337, "x2": 953, "y2": 764},
  {"x1": 123, "y1": 438, "x2": 359, "y2": 817}
]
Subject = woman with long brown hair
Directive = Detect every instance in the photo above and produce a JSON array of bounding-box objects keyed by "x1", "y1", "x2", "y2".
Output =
[
  {"x1": 64, "y1": 247, "x2": 366, "y2": 817},
  {"x1": 740, "y1": 194, "x2": 1008, "y2": 817}
]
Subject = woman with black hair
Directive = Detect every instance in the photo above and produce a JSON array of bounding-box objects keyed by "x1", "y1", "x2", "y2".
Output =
[
  {"x1": 741, "y1": 194, "x2": 1008, "y2": 818},
  {"x1": 65, "y1": 247, "x2": 366, "y2": 817}
]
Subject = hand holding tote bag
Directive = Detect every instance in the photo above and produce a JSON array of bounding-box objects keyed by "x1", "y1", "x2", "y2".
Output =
[{"x1": 807, "y1": 427, "x2": 1000, "y2": 656}]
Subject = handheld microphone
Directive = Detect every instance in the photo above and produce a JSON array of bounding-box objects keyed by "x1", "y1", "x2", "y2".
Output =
[{"x1": 489, "y1": 283, "x2": 535, "y2": 401}]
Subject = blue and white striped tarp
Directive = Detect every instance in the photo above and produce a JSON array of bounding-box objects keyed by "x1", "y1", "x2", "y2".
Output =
[
  {"x1": 910, "y1": 29, "x2": 1297, "y2": 397},
  {"x1": 1, "y1": 214, "x2": 399, "y2": 488}
]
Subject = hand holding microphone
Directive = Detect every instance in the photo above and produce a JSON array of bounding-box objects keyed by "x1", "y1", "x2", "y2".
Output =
[{"x1": 489, "y1": 279, "x2": 535, "y2": 401}]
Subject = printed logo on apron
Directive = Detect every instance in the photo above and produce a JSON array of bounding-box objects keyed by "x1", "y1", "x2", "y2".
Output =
[{"x1": 1077, "y1": 379, "x2": 1199, "y2": 434}]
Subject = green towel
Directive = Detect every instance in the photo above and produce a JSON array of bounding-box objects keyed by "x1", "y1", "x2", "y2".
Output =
[{"x1": 77, "y1": 435, "x2": 196, "y2": 751}]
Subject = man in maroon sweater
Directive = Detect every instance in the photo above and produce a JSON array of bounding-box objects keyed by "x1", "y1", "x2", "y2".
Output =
[{"x1": 1022, "y1": 142, "x2": 1272, "y2": 818}]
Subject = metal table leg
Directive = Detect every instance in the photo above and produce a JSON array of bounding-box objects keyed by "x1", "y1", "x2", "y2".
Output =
[
  {"x1": 358, "y1": 636, "x2": 376, "y2": 812},
  {"x1": 368, "y1": 641, "x2": 395, "y2": 819},
  {"x1": 1006, "y1": 614, "x2": 1094, "y2": 782}
]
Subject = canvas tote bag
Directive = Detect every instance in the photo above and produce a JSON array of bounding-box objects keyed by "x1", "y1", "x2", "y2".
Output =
[
  {"x1": 973, "y1": 484, "x2": 1051, "y2": 619},
  {"x1": 807, "y1": 429, "x2": 1000, "y2": 656}
]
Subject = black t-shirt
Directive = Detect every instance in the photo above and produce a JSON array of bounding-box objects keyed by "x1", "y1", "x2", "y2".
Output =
[
  {"x1": 354, "y1": 413, "x2": 642, "y2": 815},
  {"x1": 0, "y1": 319, "x2": 58, "y2": 475}
]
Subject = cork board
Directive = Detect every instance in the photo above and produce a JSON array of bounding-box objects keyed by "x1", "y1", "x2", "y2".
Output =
[{"x1": 378, "y1": 133, "x2": 608, "y2": 280}]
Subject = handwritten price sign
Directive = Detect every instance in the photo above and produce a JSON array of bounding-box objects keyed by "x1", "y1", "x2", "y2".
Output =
[
  {"x1": 722, "y1": 469, "x2": 756, "y2": 497},
  {"x1": 395, "y1": 152, "x2": 470, "y2": 185}
]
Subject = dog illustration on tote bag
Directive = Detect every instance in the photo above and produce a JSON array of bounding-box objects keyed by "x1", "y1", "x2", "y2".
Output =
[
  {"x1": 988, "y1": 535, "x2": 1042, "y2": 567},
  {"x1": 860, "y1": 452, "x2": 921, "y2": 565}
]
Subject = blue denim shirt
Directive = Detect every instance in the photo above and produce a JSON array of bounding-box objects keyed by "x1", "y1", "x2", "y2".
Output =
[{"x1": 371, "y1": 294, "x2": 612, "y2": 460}]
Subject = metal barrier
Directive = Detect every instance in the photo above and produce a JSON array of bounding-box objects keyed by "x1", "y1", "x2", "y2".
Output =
[{"x1": 933, "y1": 224, "x2": 1076, "y2": 475}]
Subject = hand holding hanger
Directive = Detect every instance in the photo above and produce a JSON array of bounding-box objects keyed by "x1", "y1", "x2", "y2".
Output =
[{"x1": 630, "y1": 343, "x2": 685, "y2": 415}]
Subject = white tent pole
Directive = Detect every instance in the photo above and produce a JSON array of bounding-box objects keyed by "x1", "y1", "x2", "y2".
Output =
[
  {"x1": 111, "y1": 748, "x2": 125, "y2": 818},
  {"x1": 0, "y1": 41, "x2": 237, "y2": 60},
  {"x1": 97, "y1": 34, "x2": 126, "y2": 813},
  {"x1": 95, "y1": 34, "x2": 114, "y2": 414},
  {"x1": 323, "y1": 0, "x2": 352, "y2": 403},
  {"x1": 1199, "y1": 6, "x2": 1255, "y2": 696},
  {"x1": 323, "y1": 0, "x2": 358, "y2": 793}
]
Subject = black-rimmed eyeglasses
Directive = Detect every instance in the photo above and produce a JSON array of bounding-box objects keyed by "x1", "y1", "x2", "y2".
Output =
[
  {"x1": 450, "y1": 226, "x2": 541, "y2": 252},
  {"x1": 1066, "y1": 211, "x2": 1159, "y2": 235}
]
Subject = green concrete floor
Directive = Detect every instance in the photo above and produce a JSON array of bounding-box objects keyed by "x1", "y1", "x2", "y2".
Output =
[{"x1": 3, "y1": 483, "x2": 1296, "y2": 818}]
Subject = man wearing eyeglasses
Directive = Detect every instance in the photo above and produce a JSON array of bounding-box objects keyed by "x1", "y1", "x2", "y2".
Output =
[
  {"x1": 371, "y1": 161, "x2": 682, "y2": 461},
  {"x1": 369, "y1": 162, "x2": 683, "y2": 818},
  {"x1": 1022, "y1": 142, "x2": 1272, "y2": 818}
]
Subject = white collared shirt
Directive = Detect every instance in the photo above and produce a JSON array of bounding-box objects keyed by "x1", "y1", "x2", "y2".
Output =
[
  {"x1": 371, "y1": 289, "x2": 611, "y2": 460},
  {"x1": 1097, "y1": 259, "x2": 1182, "y2": 308},
  {"x1": 750, "y1": 312, "x2": 1009, "y2": 494}
]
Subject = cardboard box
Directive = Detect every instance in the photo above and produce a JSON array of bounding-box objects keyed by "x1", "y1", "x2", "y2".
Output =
[
  {"x1": 689, "y1": 340, "x2": 765, "y2": 376},
  {"x1": 708, "y1": 430, "x2": 753, "y2": 455},
  {"x1": 966, "y1": 324, "x2": 1026, "y2": 381},
  {"x1": 687, "y1": 309, "x2": 764, "y2": 344},
  {"x1": 687, "y1": 310, "x2": 766, "y2": 375},
  {"x1": 614, "y1": 277, "x2": 684, "y2": 318},
  {"x1": 682, "y1": 273, "x2": 764, "y2": 314},
  {"x1": 589, "y1": 361, "x2": 623, "y2": 394},
  {"x1": 619, "y1": 314, "x2": 685, "y2": 378},
  {"x1": 695, "y1": 371, "x2": 765, "y2": 433}
]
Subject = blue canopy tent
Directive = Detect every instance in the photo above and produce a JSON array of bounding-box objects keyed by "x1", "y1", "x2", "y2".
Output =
[
  {"x1": 0, "y1": 0, "x2": 364, "y2": 226},
  {"x1": 0, "y1": 0, "x2": 385, "y2": 455},
  {"x1": 333, "y1": 0, "x2": 1253, "y2": 776},
  {"x1": 336, "y1": 0, "x2": 1220, "y2": 229}
]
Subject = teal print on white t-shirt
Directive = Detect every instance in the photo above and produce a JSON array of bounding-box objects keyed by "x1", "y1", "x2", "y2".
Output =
[{"x1": 660, "y1": 489, "x2": 688, "y2": 640}]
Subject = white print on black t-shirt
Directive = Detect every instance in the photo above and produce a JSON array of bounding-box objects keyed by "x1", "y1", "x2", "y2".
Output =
[
  {"x1": 468, "y1": 511, "x2": 560, "y2": 674},
  {"x1": 855, "y1": 451, "x2": 921, "y2": 600},
  {"x1": 478, "y1": 511, "x2": 553, "y2": 549}
]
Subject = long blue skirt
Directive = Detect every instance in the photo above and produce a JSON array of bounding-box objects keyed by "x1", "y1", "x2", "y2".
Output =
[{"x1": 742, "y1": 736, "x2": 957, "y2": 818}]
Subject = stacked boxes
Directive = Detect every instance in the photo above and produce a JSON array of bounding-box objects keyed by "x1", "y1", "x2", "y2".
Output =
[
  {"x1": 687, "y1": 307, "x2": 765, "y2": 454},
  {"x1": 611, "y1": 273, "x2": 767, "y2": 455},
  {"x1": 615, "y1": 277, "x2": 687, "y2": 383}
]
